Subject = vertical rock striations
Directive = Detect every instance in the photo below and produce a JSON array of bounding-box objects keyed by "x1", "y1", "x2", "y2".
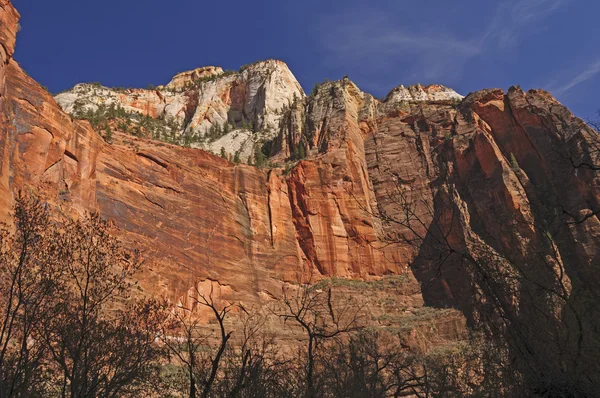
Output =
[{"x1": 0, "y1": 7, "x2": 599, "y2": 382}]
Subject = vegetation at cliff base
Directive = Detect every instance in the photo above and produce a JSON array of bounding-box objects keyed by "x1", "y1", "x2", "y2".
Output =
[{"x1": 0, "y1": 193, "x2": 498, "y2": 398}]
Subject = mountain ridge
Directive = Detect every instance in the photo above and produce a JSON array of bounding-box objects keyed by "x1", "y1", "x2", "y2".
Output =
[
  {"x1": 2, "y1": 1, "x2": 600, "y2": 387},
  {"x1": 53, "y1": 60, "x2": 464, "y2": 165}
]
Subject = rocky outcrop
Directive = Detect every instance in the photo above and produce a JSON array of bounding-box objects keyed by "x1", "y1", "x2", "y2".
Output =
[
  {"x1": 283, "y1": 78, "x2": 395, "y2": 277},
  {"x1": 165, "y1": 66, "x2": 224, "y2": 90},
  {"x1": 0, "y1": 0, "x2": 102, "y2": 222},
  {"x1": 0, "y1": 0, "x2": 18, "y2": 66},
  {"x1": 384, "y1": 84, "x2": 463, "y2": 104},
  {"x1": 55, "y1": 60, "x2": 304, "y2": 140},
  {"x1": 0, "y1": 0, "x2": 20, "y2": 214},
  {"x1": 1, "y1": 3, "x2": 599, "y2": 372}
]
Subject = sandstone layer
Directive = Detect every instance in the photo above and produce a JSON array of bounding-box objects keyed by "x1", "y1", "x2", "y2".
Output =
[{"x1": 1, "y1": 1, "x2": 599, "y2": 344}]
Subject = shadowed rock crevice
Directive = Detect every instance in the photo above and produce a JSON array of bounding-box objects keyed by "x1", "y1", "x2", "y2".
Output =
[{"x1": 0, "y1": 5, "x2": 599, "y2": 390}]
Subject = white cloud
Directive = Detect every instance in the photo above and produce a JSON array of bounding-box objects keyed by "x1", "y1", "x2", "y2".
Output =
[
  {"x1": 320, "y1": 11, "x2": 481, "y2": 83},
  {"x1": 482, "y1": 0, "x2": 567, "y2": 49},
  {"x1": 318, "y1": 0, "x2": 568, "y2": 90},
  {"x1": 550, "y1": 60, "x2": 600, "y2": 96}
]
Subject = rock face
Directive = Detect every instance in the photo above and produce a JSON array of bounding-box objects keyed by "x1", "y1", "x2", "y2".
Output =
[
  {"x1": 165, "y1": 66, "x2": 224, "y2": 91},
  {"x1": 0, "y1": 0, "x2": 20, "y2": 214},
  {"x1": 55, "y1": 60, "x2": 304, "y2": 139},
  {"x1": 54, "y1": 60, "x2": 304, "y2": 163},
  {"x1": 1, "y1": 0, "x2": 599, "y2": 364},
  {"x1": 384, "y1": 84, "x2": 463, "y2": 103}
]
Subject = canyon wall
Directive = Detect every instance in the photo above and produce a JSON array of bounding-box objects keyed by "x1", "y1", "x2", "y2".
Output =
[{"x1": 1, "y1": 0, "x2": 599, "y2": 327}]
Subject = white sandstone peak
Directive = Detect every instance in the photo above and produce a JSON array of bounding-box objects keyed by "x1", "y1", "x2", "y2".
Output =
[
  {"x1": 385, "y1": 84, "x2": 463, "y2": 103},
  {"x1": 54, "y1": 59, "x2": 305, "y2": 146},
  {"x1": 166, "y1": 66, "x2": 224, "y2": 90}
]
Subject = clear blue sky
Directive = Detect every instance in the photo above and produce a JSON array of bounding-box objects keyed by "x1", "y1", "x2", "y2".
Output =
[{"x1": 13, "y1": 0, "x2": 600, "y2": 119}]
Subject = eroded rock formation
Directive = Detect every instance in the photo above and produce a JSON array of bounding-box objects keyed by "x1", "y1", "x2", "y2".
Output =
[
  {"x1": 1, "y1": 1, "x2": 599, "y2": 347},
  {"x1": 54, "y1": 60, "x2": 304, "y2": 163}
]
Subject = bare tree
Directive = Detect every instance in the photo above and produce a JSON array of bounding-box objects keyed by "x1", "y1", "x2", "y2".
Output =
[
  {"x1": 278, "y1": 274, "x2": 363, "y2": 398},
  {"x1": 34, "y1": 213, "x2": 165, "y2": 397},
  {"x1": 161, "y1": 284, "x2": 234, "y2": 398},
  {"x1": 365, "y1": 169, "x2": 600, "y2": 395},
  {"x1": 160, "y1": 305, "x2": 204, "y2": 398},
  {"x1": 213, "y1": 307, "x2": 299, "y2": 398},
  {"x1": 0, "y1": 193, "x2": 168, "y2": 397},
  {"x1": 318, "y1": 330, "x2": 430, "y2": 398},
  {"x1": 0, "y1": 193, "x2": 63, "y2": 397},
  {"x1": 217, "y1": 308, "x2": 268, "y2": 397}
]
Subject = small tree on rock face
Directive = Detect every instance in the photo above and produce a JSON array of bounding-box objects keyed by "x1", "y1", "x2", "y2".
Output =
[
  {"x1": 102, "y1": 123, "x2": 113, "y2": 143},
  {"x1": 293, "y1": 142, "x2": 307, "y2": 160},
  {"x1": 254, "y1": 145, "x2": 267, "y2": 168},
  {"x1": 241, "y1": 119, "x2": 252, "y2": 131},
  {"x1": 509, "y1": 152, "x2": 520, "y2": 170},
  {"x1": 310, "y1": 83, "x2": 320, "y2": 97}
]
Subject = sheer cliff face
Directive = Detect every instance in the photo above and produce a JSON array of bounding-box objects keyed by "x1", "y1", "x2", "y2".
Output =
[
  {"x1": 0, "y1": 0, "x2": 20, "y2": 213},
  {"x1": 1, "y1": 0, "x2": 599, "y2": 320}
]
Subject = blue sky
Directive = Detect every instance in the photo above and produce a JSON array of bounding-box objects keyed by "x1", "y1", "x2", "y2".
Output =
[{"x1": 13, "y1": 0, "x2": 600, "y2": 118}]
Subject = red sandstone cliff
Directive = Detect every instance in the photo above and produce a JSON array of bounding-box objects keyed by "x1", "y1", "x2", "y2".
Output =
[{"x1": 1, "y1": 0, "x2": 599, "y2": 328}]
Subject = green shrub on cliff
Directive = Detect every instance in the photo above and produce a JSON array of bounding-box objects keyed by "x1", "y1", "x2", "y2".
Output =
[{"x1": 510, "y1": 152, "x2": 520, "y2": 170}]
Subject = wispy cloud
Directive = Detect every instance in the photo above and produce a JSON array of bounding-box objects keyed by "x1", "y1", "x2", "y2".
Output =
[
  {"x1": 550, "y1": 60, "x2": 600, "y2": 96},
  {"x1": 320, "y1": 12, "x2": 476, "y2": 85},
  {"x1": 482, "y1": 0, "x2": 567, "y2": 49},
  {"x1": 481, "y1": 0, "x2": 570, "y2": 49},
  {"x1": 321, "y1": 14, "x2": 480, "y2": 81},
  {"x1": 318, "y1": 0, "x2": 568, "y2": 92}
]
